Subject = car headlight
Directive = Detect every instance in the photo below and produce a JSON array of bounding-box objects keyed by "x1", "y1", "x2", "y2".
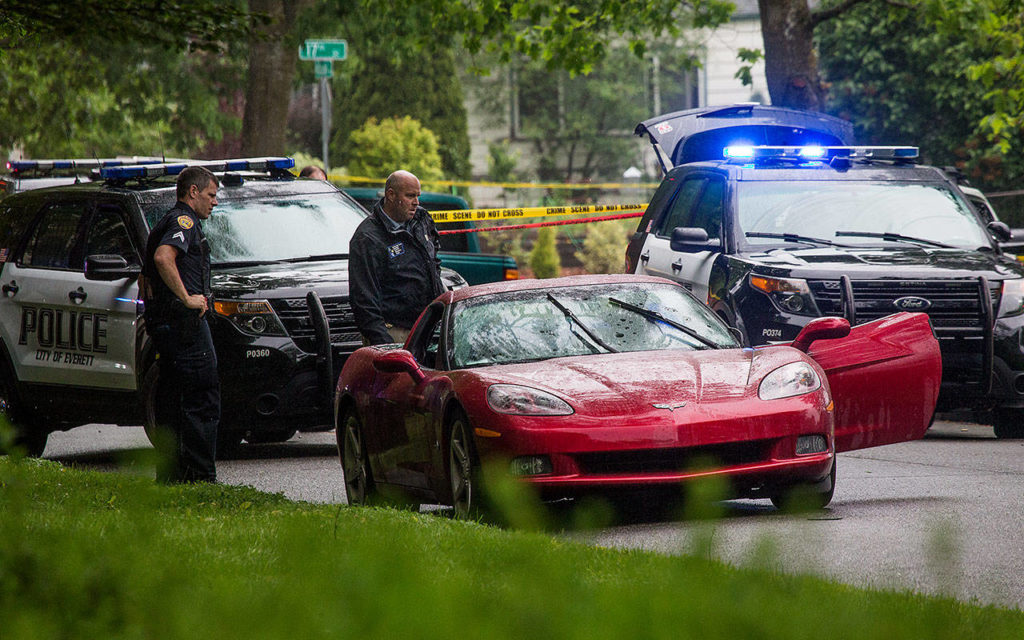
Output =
[
  {"x1": 486, "y1": 384, "x2": 574, "y2": 416},
  {"x1": 998, "y1": 278, "x2": 1024, "y2": 318},
  {"x1": 749, "y1": 274, "x2": 820, "y2": 316},
  {"x1": 213, "y1": 299, "x2": 288, "y2": 336},
  {"x1": 759, "y1": 361, "x2": 821, "y2": 400}
]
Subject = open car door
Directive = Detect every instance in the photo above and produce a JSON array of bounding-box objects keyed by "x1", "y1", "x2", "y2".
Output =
[{"x1": 803, "y1": 312, "x2": 942, "y2": 452}]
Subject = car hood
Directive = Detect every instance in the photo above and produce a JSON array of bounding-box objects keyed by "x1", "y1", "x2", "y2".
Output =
[
  {"x1": 211, "y1": 261, "x2": 466, "y2": 300},
  {"x1": 486, "y1": 349, "x2": 761, "y2": 412},
  {"x1": 635, "y1": 104, "x2": 854, "y2": 172},
  {"x1": 745, "y1": 245, "x2": 1024, "y2": 280}
]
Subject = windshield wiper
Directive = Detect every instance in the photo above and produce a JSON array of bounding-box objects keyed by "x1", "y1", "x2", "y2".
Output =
[
  {"x1": 835, "y1": 231, "x2": 953, "y2": 249},
  {"x1": 546, "y1": 293, "x2": 618, "y2": 353},
  {"x1": 746, "y1": 232, "x2": 851, "y2": 247},
  {"x1": 284, "y1": 252, "x2": 350, "y2": 263},
  {"x1": 608, "y1": 297, "x2": 724, "y2": 349},
  {"x1": 213, "y1": 259, "x2": 288, "y2": 268}
]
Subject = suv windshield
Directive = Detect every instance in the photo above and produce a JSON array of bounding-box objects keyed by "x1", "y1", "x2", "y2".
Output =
[
  {"x1": 737, "y1": 182, "x2": 991, "y2": 250},
  {"x1": 449, "y1": 283, "x2": 737, "y2": 368},
  {"x1": 141, "y1": 189, "x2": 366, "y2": 264}
]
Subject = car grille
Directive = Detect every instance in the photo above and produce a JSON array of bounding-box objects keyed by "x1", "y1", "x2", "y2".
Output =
[
  {"x1": 270, "y1": 296, "x2": 362, "y2": 352},
  {"x1": 807, "y1": 278, "x2": 999, "y2": 386},
  {"x1": 576, "y1": 440, "x2": 771, "y2": 475}
]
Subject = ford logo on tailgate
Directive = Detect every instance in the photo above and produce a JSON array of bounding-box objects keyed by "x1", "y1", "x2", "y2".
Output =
[{"x1": 893, "y1": 296, "x2": 932, "y2": 310}]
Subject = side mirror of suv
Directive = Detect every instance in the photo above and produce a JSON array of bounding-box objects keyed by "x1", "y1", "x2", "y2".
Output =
[
  {"x1": 670, "y1": 227, "x2": 720, "y2": 252},
  {"x1": 987, "y1": 221, "x2": 1012, "y2": 243},
  {"x1": 84, "y1": 254, "x2": 141, "y2": 281}
]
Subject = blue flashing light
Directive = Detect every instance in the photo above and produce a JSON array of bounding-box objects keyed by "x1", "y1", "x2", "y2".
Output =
[
  {"x1": 724, "y1": 146, "x2": 755, "y2": 159},
  {"x1": 799, "y1": 146, "x2": 825, "y2": 159}
]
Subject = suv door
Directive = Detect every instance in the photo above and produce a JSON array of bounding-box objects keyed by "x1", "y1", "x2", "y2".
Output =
[
  {"x1": 636, "y1": 172, "x2": 726, "y2": 301},
  {"x1": 0, "y1": 199, "x2": 140, "y2": 390}
]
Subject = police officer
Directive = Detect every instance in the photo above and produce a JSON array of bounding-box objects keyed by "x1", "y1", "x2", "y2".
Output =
[
  {"x1": 140, "y1": 166, "x2": 221, "y2": 483},
  {"x1": 349, "y1": 170, "x2": 444, "y2": 345}
]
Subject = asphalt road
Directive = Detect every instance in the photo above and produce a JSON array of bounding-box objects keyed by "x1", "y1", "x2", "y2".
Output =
[{"x1": 40, "y1": 419, "x2": 1024, "y2": 610}]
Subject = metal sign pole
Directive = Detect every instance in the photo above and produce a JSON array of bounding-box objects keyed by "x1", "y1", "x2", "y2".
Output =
[{"x1": 320, "y1": 76, "x2": 331, "y2": 172}]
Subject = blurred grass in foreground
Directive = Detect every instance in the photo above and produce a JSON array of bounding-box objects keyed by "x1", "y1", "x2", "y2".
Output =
[{"x1": 1, "y1": 457, "x2": 1022, "y2": 639}]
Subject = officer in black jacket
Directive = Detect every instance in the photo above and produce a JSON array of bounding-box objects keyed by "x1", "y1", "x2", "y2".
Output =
[
  {"x1": 349, "y1": 170, "x2": 444, "y2": 345},
  {"x1": 140, "y1": 166, "x2": 221, "y2": 483}
]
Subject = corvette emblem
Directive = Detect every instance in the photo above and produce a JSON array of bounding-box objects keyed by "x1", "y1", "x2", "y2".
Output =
[{"x1": 652, "y1": 402, "x2": 687, "y2": 411}]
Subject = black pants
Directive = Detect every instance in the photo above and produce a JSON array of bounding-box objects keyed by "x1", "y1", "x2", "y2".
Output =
[{"x1": 149, "y1": 316, "x2": 220, "y2": 483}]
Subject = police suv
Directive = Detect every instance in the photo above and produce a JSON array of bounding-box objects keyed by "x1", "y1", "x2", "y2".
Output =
[
  {"x1": 0, "y1": 157, "x2": 465, "y2": 455},
  {"x1": 626, "y1": 104, "x2": 1024, "y2": 438}
]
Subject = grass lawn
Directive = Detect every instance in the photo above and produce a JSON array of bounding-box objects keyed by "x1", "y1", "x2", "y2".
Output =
[{"x1": 1, "y1": 456, "x2": 1021, "y2": 639}]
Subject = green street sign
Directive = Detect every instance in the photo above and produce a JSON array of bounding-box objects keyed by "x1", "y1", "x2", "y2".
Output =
[
  {"x1": 299, "y1": 39, "x2": 347, "y2": 61},
  {"x1": 314, "y1": 60, "x2": 333, "y2": 78}
]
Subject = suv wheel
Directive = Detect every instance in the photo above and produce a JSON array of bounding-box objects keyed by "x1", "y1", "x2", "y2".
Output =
[
  {"x1": 992, "y1": 408, "x2": 1024, "y2": 439},
  {"x1": 0, "y1": 364, "x2": 47, "y2": 457}
]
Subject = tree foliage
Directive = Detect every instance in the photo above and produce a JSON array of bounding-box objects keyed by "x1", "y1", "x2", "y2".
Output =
[
  {"x1": 817, "y1": 0, "x2": 1024, "y2": 190},
  {"x1": 529, "y1": 226, "x2": 562, "y2": 278},
  {"x1": 0, "y1": 0, "x2": 261, "y2": 52},
  {"x1": 0, "y1": 39, "x2": 244, "y2": 158},
  {"x1": 345, "y1": 117, "x2": 444, "y2": 181}
]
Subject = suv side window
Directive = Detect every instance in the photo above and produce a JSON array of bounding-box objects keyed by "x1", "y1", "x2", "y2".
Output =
[
  {"x1": 20, "y1": 202, "x2": 88, "y2": 270},
  {"x1": 85, "y1": 205, "x2": 140, "y2": 265},
  {"x1": 655, "y1": 176, "x2": 705, "y2": 237},
  {"x1": 691, "y1": 177, "x2": 725, "y2": 242}
]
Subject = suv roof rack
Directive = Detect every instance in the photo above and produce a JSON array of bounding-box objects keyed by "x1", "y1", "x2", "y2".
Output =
[
  {"x1": 723, "y1": 145, "x2": 919, "y2": 162},
  {"x1": 99, "y1": 157, "x2": 295, "y2": 181}
]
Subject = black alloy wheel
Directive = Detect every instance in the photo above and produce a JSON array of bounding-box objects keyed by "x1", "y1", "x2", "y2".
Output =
[{"x1": 339, "y1": 409, "x2": 375, "y2": 505}]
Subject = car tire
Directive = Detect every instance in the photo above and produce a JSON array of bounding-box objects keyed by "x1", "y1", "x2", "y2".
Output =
[
  {"x1": 992, "y1": 408, "x2": 1024, "y2": 439},
  {"x1": 770, "y1": 459, "x2": 836, "y2": 512},
  {"x1": 338, "y1": 408, "x2": 377, "y2": 506},
  {"x1": 0, "y1": 362, "x2": 47, "y2": 457},
  {"x1": 448, "y1": 411, "x2": 484, "y2": 519}
]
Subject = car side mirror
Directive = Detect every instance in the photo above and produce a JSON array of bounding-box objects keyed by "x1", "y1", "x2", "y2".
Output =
[
  {"x1": 372, "y1": 349, "x2": 426, "y2": 383},
  {"x1": 988, "y1": 221, "x2": 1012, "y2": 243},
  {"x1": 790, "y1": 317, "x2": 851, "y2": 353},
  {"x1": 84, "y1": 254, "x2": 141, "y2": 281},
  {"x1": 670, "y1": 227, "x2": 720, "y2": 252}
]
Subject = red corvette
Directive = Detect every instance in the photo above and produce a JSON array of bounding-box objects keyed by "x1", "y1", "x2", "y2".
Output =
[{"x1": 334, "y1": 275, "x2": 941, "y2": 516}]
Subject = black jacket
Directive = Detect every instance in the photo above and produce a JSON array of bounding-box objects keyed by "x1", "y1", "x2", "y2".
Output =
[{"x1": 349, "y1": 201, "x2": 444, "y2": 344}]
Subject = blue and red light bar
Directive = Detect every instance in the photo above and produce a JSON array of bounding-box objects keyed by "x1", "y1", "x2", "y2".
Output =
[
  {"x1": 723, "y1": 146, "x2": 919, "y2": 161},
  {"x1": 7, "y1": 157, "x2": 169, "y2": 174},
  {"x1": 99, "y1": 157, "x2": 295, "y2": 180}
]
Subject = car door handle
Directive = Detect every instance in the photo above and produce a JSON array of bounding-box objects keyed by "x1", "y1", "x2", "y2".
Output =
[
  {"x1": 68, "y1": 287, "x2": 87, "y2": 304},
  {"x1": 671, "y1": 259, "x2": 683, "y2": 272},
  {"x1": 640, "y1": 250, "x2": 650, "y2": 264},
  {"x1": 2, "y1": 281, "x2": 18, "y2": 297}
]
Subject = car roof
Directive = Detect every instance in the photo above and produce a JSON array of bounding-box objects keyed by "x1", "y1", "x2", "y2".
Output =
[
  {"x1": 343, "y1": 187, "x2": 469, "y2": 209},
  {"x1": 669, "y1": 158, "x2": 948, "y2": 183},
  {"x1": 445, "y1": 274, "x2": 677, "y2": 303}
]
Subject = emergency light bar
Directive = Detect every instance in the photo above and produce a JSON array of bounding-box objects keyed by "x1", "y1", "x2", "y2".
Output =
[
  {"x1": 8, "y1": 157, "x2": 169, "y2": 174},
  {"x1": 723, "y1": 146, "x2": 919, "y2": 161},
  {"x1": 99, "y1": 157, "x2": 295, "y2": 180}
]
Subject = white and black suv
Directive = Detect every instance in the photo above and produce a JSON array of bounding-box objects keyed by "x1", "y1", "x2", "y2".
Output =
[
  {"x1": 626, "y1": 104, "x2": 1024, "y2": 438},
  {"x1": 0, "y1": 157, "x2": 465, "y2": 456}
]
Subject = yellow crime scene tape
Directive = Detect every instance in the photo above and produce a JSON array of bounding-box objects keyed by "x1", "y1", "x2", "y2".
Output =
[
  {"x1": 428, "y1": 202, "x2": 647, "y2": 224},
  {"x1": 332, "y1": 174, "x2": 659, "y2": 190}
]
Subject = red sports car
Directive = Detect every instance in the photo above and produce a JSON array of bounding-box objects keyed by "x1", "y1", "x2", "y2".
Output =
[{"x1": 334, "y1": 275, "x2": 941, "y2": 516}]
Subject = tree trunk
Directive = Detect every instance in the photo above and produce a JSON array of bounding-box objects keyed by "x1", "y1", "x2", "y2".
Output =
[
  {"x1": 240, "y1": 0, "x2": 310, "y2": 156},
  {"x1": 757, "y1": 0, "x2": 826, "y2": 111}
]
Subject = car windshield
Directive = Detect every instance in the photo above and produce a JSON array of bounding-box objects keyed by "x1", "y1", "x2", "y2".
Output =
[
  {"x1": 737, "y1": 182, "x2": 991, "y2": 250},
  {"x1": 142, "y1": 188, "x2": 366, "y2": 265},
  {"x1": 449, "y1": 282, "x2": 738, "y2": 368}
]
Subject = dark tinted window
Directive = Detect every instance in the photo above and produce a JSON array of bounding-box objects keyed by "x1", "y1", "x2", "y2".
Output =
[
  {"x1": 655, "y1": 177, "x2": 704, "y2": 236},
  {"x1": 21, "y1": 202, "x2": 87, "y2": 270},
  {"x1": 85, "y1": 206, "x2": 139, "y2": 265},
  {"x1": 691, "y1": 178, "x2": 725, "y2": 241}
]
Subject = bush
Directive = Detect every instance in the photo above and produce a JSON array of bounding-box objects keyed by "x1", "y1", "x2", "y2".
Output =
[
  {"x1": 529, "y1": 227, "x2": 562, "y2": 279},
  {"x1": 346, "y1": 116, "x2": 443, "y2": 182},
  {"x1": 574, "y1": 219, "x2": 634, "y2": 274}
]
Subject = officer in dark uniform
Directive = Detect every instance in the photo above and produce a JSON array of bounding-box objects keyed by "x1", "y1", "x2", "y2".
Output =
[
  {"x1": 349, "y1": 170, "x2": 444, "y2": 345},
  {"x1": 140, "y1": 166, "x2": 221, "y2": 483}
]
